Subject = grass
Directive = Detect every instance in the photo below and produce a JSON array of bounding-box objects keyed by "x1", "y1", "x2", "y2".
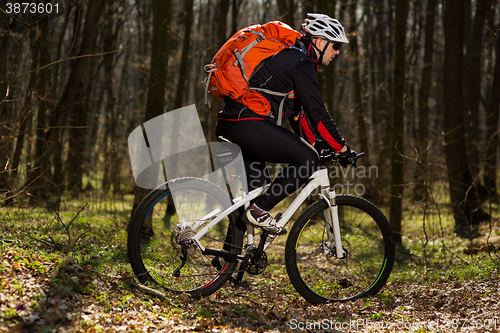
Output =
[
  {"x1": 0, "y1": 184, "x2": 499, "y2": 331},
  {"x1": 0, "y1": 196, "x2": 134, "y2": 329}
]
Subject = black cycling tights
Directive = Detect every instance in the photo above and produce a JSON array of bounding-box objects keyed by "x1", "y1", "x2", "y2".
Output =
[{"x1": 216, "y1": 119, "x2": 319, "y2": 211}]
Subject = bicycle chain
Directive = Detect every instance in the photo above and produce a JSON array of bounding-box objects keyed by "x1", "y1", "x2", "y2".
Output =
[{"x1": 172, "y1": 244, "x2": 266, "y2": 278}]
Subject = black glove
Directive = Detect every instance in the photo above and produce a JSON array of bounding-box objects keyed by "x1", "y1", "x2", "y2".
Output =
[
  {"x1": 338, "y1": 145, "x2": 358, "y2": 168},
  {"x1": 314, "y1": 139, "x2": 329, "y2": 152},
  {"x1": 315, "y1": 139, "x2": 334, "y2": 161},
  {"x1": 319, "y1": 148, "x2": 334, "y2": 160}
]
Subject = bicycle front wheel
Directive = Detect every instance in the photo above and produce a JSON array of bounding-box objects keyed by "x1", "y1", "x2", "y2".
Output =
[
  {"x1": 285, "y1": 195, "x2": 395, "y2": 304},
  {"x1": 127, "y1": 177, "x2": 245, "y2": 298}
]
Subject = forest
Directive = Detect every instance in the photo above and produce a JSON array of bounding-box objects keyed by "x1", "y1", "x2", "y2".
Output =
[{"x1": 1, "y1": 0, "x2": 500, "y2": 332}]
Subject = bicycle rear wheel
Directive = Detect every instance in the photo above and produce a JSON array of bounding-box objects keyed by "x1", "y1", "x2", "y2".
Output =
[
  {"x1": 285, "y1": 195, "x2": 395, "y2": 304},
  {"x1": 127, "y1": 177, "x2": 245, "y2": 298}
]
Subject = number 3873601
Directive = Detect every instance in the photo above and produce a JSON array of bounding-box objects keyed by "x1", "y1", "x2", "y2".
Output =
[{"x1": 5, "y1": 2, "x2": 60, "y2": 14}]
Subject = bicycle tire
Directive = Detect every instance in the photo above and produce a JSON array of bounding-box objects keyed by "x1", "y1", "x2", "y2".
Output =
[
  {"x1": 285, "y1": 195, "x2": 395, "y2": 304},
  {"x1": 127, "y1": 177, "x2": 245, "y2": 298}
]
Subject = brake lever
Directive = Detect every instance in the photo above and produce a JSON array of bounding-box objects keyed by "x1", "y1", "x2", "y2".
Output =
[{"x1": 350, "y1": 152, "x2": 366, "y2": 167}]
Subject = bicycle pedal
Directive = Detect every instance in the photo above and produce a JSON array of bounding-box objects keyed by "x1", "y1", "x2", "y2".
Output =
[
  {"x1": 275, "y1": 228, "x2": 287, "y2": 236},
  {"x1": 273, "y1": 213, "x2": 286, "y2": 235},
  {"x1": 263, "y1": 227, "x2": 287, "y2": 237}
]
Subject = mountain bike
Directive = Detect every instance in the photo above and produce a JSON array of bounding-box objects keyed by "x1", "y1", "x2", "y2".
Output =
[{"x1": 127, "y1": 147, "x2": 395, "y2": 305}]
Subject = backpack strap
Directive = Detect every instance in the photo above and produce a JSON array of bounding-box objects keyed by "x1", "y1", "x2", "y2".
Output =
[
  {"x1": 234, "y1": 31, "x2": 265, "y2": 63},
  {"x1": 233, "y1": 30, "x2": 266, "y2": 82},
  {"x1": 249, "y1": 88, "x2": 295, "y2": 126},
  {"x1": 294, "y1": 39, "x2": 307, "y2": 53},
  {"x1": 203, "y1": 64, "x2": 217, "y2": 107}
]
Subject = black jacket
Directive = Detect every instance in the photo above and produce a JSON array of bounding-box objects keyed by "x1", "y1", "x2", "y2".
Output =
[{"x1": 218, "y1": 36, "x2": 346, "y2": 152}]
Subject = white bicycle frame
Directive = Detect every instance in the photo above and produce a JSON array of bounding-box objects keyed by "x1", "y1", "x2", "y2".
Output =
[{"x1": 189, "y1": 166, "x2": 347, "y2": 259}]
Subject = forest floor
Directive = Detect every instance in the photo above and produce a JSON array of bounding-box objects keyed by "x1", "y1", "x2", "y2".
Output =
[{"x1": 1, "y1": 196, "x2": 499, "y2": 332}]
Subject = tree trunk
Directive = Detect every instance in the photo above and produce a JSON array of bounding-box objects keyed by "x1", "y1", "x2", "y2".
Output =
[
  {"x1": 231, "y1": 0, "x2": 241, "y2": 35},
  {"x1": 132, "y1": 0, "x2": 172, "y2": 216},
  {"x1": 386, "y1": 0, "x2": 394, "y2": 102},
  {"x1": 406, "y1": 0, "x2": 422, "y2": 145},
  {"x1": 29, "y1": 16, "x2": 50, "y2": 199},
  {"x1": 413, "y1": 0, "x2": 437, "y2": 202},
  {"x1": 277, "y1": 0, "x2": 293, "y2": 27},
  {"x1": 50, "y1": 7, "x2": 72, "y2": 107},
  {"x1": 463, "y1": 0, "x2": 472, "y2": 117},
  {"x1": 10, "y1": 27, "x2": 41, "y2": 180},
  {"x1": 349, "y1": 0, "x2": 369, "y2": 155},
  {"x1": 145, "y1": 0, "x2": 172, "y2": 121},
  {"x1": 374, "y1": 0, "x2": 390, "y2": 201},
  {"x1": 443, "y1": 0, "x2": 485, "y2": 237},
  {"x1": 484, "y1": 24, "x2": 500, "y2": 198},
  {"x1": 100, "y1": 7, "x2": 121, "y2": 195},
  {"x1": 208, "y1": 0, "x2": 230, "y2": 142},
  {"x1": 302, "y1": 0, "x2": 315, "y2": 21},
  {"x1": 287, "y1": 0, "x2": 294, "y2": 26},
  {"x1": 0, "y1": 0, "x2": 11, "y2": 192},
  {"x1": 174, "y1": 0, "x2": 194, "y2": 109},
  {"x1": 365, "y1": 0, "x2": 378, "y2": 134},
  {"x1": 67, "y1": 8, "x2": 108, "y2": 195},
  {"x1": 318, "y1": 0, "x2": 337, "y2": 117},
  {"x1": 389, "y1": 0, "x2": 408, "y2": 243},
  {"x1": 66, "y1": 81, "x2": 88, "y2": 195},
  {"x1": 43, "y1": 0, "x2": 104, "y2": 205},
  {"x1": 467, "y1": 0, "x2": 491, "y2": 185}
]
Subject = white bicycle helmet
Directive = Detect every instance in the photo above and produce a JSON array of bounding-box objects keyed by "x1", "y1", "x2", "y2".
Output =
[{"x1": 301, "y1": 13, "x2": 349, "y2": 44}]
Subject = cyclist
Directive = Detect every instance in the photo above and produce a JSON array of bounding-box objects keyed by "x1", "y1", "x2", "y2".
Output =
[{"x1": 215, "y1": 13, "x2": 357, "y2": 234}]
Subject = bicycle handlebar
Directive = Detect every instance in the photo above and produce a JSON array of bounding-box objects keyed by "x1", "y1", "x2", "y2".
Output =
[{"x1": 320, "y1": 149, "x2": 366, "y2": 167}]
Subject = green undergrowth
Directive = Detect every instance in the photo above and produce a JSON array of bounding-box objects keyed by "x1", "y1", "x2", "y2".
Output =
[
  {"x1": 0, "y1": 195, "x2": 136, "y2": 330},
  {"x1": 1, "y1": 191, "x2": 499, "y2": 331}
]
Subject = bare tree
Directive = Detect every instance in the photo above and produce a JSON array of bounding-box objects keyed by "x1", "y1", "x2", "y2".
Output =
[
  {"x1": 413, "y1": 0, "x2": 438, "y2": 202},
  {"x1": 443, "y1": 0, "x2": 486, "y2": 237},
  {"x1": 302, "y1": 0, "x2": 315, "y2": 20},
  {"x1": 131, "y1": 0, "x2": 173, "y2": 215},
  {"x1": 389, "y1": 0, "x2": 408, "y2": 243},
  {"x1": 484, "y1": 22, "x2": 500, "y2": 198},
  {"x1": 467, "y1": 0, "x2": 492, "y2": 187},
  {"x1": 40, "y1": 1, "x2": 105, "y2": 206},
  {"x1": 318, "y1": 0, "x2": 337, "y2": 117},
  {"x1": 9, "y1": 26, "x2": 41, "y2": 181},
  {"x1": 0, "y1": 0, "x2": 12, "y2": 193},
  {"x1": 373, "y1": 0, "x2": 391, "y2": 203},
  {"x1": 98, "y1": 1, "x2": 130, "y2": 195},
  {"x1": 174, "y1": 0, "x2": 194, "y2": 109},
  {"x1": 276, "y1": 0, "x2": 294, "y2": 26},
  {"x1": 207, "y1": 0, "x2": 230, "y2": 142},
  {"x1": 349, "y1": 0, "x2": 369, "y2": 155},
  {"x1": 231, "y1": 0, "x2": 242, "y2": 34}
]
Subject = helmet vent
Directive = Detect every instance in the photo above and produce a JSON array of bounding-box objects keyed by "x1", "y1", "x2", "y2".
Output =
[{"x1": 301, "y1": 13, "x2": 349, "y2": 44}]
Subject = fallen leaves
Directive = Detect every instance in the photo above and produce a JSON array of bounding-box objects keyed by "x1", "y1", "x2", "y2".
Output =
[{"x1": 2, "y1": 231, "x2": 500, "y2": 332}]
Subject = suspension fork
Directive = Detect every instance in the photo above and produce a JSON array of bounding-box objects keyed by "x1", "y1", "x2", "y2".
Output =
[{"x1": 324, "y1": 188, "x2": 347, "y2": 259}]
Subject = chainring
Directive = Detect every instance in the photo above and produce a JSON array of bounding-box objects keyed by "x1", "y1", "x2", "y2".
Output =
[{"x1": 243, "y1": 247, "x2": 268, "y2": 275}]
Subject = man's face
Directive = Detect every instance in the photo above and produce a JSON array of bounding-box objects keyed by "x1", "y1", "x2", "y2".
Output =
[{"x1": 315, "y1": 38, "x2": 341, "y2": 66}]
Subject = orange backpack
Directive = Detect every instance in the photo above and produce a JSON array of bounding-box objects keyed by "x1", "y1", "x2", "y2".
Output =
[{"x1": 204, "y1": 21, "x2": 301, "y2": 123}]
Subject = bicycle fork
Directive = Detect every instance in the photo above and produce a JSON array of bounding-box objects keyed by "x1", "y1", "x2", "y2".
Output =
[{"x1": 323, "y1": 189, "x2": 348, "y2": 259}]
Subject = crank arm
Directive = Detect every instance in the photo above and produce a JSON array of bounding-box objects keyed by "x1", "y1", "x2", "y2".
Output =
[{"x1": 202, "y1": 248, "x2": 244, "y2": 262}]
